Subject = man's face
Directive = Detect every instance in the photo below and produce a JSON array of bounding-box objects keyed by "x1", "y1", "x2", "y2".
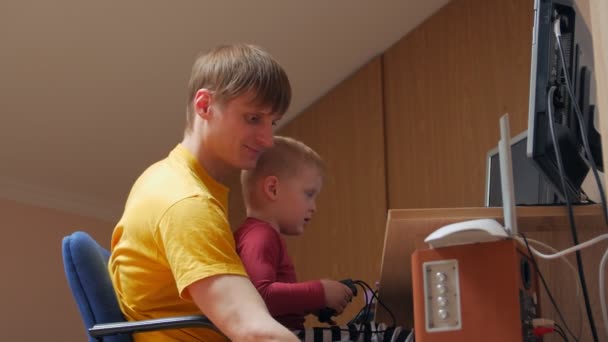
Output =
[{"x1": 207, "y1": 93, "x2": 282, "y2": 170}]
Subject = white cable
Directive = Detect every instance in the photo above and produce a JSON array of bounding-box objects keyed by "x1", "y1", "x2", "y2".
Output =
[
  {"x1": 519, "y1": 234, "x2": 608, "y2": 260},
  {"x1": 600, "y1": 247, "x2": 608, "y2": 338},
  {"x1": 521, "y1": 237, "x2": 583, "y2": 339},
  {"x1": 553, "y1": 16, "x2": 561, "y2": 38},
  {"x1": 404, "y1": 330, "x2": 414, "y2": 342}
]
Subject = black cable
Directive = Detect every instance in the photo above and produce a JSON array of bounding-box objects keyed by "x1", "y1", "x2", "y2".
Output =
[
  {"x1": 555, "y1": 323, "x2": 570, "y2": 341},
  {"x1": 547, "y1": 84, "x2": 598, "y2": 342},
  {"x1": 373, "y1": 291, "x2": 396, "y2": 329},
  {"x1": 339, "y1": 281, "x2": 375, "y2": 337},
  {"x1": 555, "y1": 329, "x2": 569, "y2": 341},
  {"x1": 348, "y1": 301, "x2": 368, "y2": 325},
  {"x1": 357, "y1": 283, "x2": 370, "y2": 336},
  {"x1": 553, "y1": 18, "x2": 608, "y2": 225},
  {"x1": 316, "y1": 279, "x2": 404, "y2": 340},
  {"x1": 354, "y1": 280, "x2": 397, "y2": 329},
  {"x1": 346, "y1": 282, "x2": 374, "y2": 336},
  {"x1": 520, "y1": 232, "x2": 579, "y2": 341},
  {"x1": 557, "y1": 324, "x2": 569, "y2": 341}
]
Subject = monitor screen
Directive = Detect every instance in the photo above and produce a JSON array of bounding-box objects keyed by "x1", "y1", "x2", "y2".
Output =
[
  {"x1": 526, "y1": 0, "x2": 601, "y2": 204},
  {"x1": 486, "y1": 131, "x2": 560, "y2": 207}
]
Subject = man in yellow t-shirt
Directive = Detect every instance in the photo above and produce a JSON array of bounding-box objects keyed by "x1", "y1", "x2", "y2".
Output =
[{"x1": 108, "y1": 44, "x2": 299, "y2": 342}]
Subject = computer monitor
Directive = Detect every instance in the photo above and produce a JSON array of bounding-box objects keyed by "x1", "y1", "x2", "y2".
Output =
[
  {"x1": 527, "y1": 0, "x2": 602, "y2": 204},
  {"x1": 486, "y1": 130, "x2": 560, "y2": 207}
]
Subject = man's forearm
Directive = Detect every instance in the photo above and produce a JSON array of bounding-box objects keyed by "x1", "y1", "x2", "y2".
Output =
[{"x1": 187, "y1": 274, "x2": 298, "y2": 341}]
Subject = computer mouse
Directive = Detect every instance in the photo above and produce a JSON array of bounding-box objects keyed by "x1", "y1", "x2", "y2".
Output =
[{"x1": 424, "y1": 218, "x2": 509, "y2": 248}]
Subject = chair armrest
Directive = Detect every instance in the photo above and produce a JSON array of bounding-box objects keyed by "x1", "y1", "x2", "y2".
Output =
[{"x1": 89, "y1": 315, "x2": 219, "y2": 338}]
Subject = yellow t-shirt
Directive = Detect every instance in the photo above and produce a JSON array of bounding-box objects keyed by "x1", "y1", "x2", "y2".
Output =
[{"x1": 108, "y1": 144, "x2": 247, "y2": 341}]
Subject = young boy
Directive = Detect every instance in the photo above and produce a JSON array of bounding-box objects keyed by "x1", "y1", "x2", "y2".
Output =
[
  {"x1": 236, "y1": 136, "x2": 412, "y2": 342},
  {"x1": 108, "y1": 44, "x2": 298, "y2": 342},
  {"x1": 235, "y1": 136, "x2": 353, "y2": 328}
]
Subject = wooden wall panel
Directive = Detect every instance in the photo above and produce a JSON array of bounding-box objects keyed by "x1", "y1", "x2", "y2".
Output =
[
  {"x1": 228, "y1": 57, "x2": 387, "y2": 325},
  {"x1": 227, "y1": 172, "x2": 247, "y2": 231},
  {"x1": 383, "y1": 0, "x2": 533, "y2": 209}
]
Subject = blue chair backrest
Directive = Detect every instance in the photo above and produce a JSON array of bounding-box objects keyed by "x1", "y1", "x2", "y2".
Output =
[{"x1": 62, "y1": 231, "x2": 131, "y2": 342}]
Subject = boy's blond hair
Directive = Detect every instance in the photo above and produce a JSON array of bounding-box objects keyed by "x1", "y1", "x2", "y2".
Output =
[
  {"x1": 185, "y1": 44, "x2": 291, "y2": 133},
  {"x1": 241, "y1": 136, "x2": 324, "y2": 208}
]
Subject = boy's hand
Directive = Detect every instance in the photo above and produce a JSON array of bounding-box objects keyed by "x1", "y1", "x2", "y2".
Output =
[{"x1": 320, "y1": 279, "x2": 354, "y2": 315}]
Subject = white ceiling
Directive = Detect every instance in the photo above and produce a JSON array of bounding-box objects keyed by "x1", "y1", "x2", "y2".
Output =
[{"x1": 0, "y1": 0, "x2": 449, "y2": 221}]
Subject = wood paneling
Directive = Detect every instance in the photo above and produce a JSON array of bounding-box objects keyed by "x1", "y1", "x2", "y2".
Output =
[
  {"x1": 227, "y1": 171, "x2": 247, "y2": 231},
  {"x1": 383, "y1": 0, "x2": 533, "y2": 209},
  {"x1": 228, "y1": 57, "x2": 388, "y2": 325},
  {"x1": 376, "y1": 205, "x2": 606, "y2": 342}
]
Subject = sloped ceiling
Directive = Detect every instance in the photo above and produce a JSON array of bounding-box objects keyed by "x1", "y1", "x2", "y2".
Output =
[{"x1": 0, "y1": 0, "x2": 449, "y2": 221}]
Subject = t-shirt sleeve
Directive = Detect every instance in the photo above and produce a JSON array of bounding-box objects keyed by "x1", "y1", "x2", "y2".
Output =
[
  {"x1": 237, "y1": 225, "x2": 325, "y2": 315},
  {"x1": 157, "y1": 196, "x2": 247, "y2": 299}
]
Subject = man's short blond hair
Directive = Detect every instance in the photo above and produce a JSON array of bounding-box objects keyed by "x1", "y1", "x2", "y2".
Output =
[
  {"x1": 241, "y1": 136, "x2": 324, "y2": 207},
  {"x1": 185, "y1": 44, "x2": 291, "y2": 133}
]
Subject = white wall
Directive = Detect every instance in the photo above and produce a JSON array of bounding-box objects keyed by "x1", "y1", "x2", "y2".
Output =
[{"x1": 0, "y1": 199, "x2": 113, "y2": 341}]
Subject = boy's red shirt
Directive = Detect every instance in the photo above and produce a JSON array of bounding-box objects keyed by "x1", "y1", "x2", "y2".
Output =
[{"x1": 234, "y1": 217, "x2": 325, "y2": 330}]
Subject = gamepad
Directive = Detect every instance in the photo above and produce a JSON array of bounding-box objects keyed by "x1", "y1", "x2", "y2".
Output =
[{"x1": 317, "y1": 279, "x2": 358, "y2": 323}]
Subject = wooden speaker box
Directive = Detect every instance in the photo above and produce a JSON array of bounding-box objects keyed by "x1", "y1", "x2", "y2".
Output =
[{"x1": 412, "y1": 239, "x2": 540, "y2": 342}]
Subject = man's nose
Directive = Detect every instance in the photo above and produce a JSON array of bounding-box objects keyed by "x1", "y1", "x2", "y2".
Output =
[{"x1": 257, "y1": 123, "x2": 274, "y2": 149}]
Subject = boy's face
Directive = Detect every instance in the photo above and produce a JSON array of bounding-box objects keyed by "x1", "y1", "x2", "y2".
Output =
[
  {"x1": 276, "y1": 165, "x2": 323, "y2": 236},
  {"x1": 205, "y1": 92, "x2": 282, "y2": 170}
]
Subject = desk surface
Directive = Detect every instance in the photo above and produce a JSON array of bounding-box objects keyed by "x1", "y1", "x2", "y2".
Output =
[{"x1": 375, "y1": 205, "x2": 605, "y2": 341}]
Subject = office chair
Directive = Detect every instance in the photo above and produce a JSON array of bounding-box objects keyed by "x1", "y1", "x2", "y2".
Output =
[{"x1": 62, "y1": 231, "x2": 218, "y2": 342}]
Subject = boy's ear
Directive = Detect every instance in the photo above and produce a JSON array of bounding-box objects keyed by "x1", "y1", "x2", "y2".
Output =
[
  {"x1": 262, "y1": 176, "x2": 279, "y2": 200},
  {"x1": 193, "y1": 89, "x2": 213, "y2": 119}
]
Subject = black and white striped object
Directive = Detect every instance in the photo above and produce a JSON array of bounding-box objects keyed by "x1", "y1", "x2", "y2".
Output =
[{"x1": 294, "y1": 323, "x2": 412, "y2": 342}]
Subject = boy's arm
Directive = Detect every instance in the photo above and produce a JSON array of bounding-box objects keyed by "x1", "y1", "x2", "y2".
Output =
[
  {"x1": 254, "y1": 272, "x2": 352, "y2": 317},
  {"x1": 187, "y1": 274, "x2": 298, "y2": 342},
  {"x1": 238, "y1": 227, "x2": 327, "y2": 315}
]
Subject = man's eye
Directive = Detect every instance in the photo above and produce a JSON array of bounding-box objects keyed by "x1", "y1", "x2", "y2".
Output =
[{"x1": 246, "y1": 115, "x2": 260, "y2": 123}]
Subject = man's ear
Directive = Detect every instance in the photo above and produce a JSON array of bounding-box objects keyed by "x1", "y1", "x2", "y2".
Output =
[
  {"x1": 193, "y1": 89, "x2": 213, "y2": 120},
  {"x1": 262, "y1": 176, "x2": 279, "y2": 200}
]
